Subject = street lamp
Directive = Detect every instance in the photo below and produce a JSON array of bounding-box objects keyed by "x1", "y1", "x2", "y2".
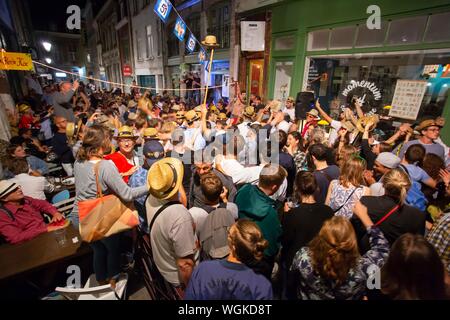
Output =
[
  {"x1": 45, "y1": 58, "x2": 52, "y2": 64},
  {"x1": 42, "y1": 41, "x2": 52, "y2": 52}
]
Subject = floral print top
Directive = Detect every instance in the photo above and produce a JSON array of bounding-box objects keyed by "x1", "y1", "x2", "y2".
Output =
[{"x1": 290, "y1": 227, "x2": 389, "y2": 300}]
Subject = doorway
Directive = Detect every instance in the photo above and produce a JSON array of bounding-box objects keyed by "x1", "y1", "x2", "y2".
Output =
[{"x1": 248, "y1": 59, "x2": 264, "y2": 98}]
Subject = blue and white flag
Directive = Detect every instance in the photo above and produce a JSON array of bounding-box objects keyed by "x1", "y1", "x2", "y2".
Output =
[
  {"x1": 198, "y1": 48, "x2": 206, "y2": 62},
  {"x1": 173, "y1": 17, "x2": 187, "y2": 41},
  {"x1": 186, "y1": 34, "x2": 196, "y2": 53},
  {"x1": 154, "y1": 0, "x2": 172, "y2": 24}
]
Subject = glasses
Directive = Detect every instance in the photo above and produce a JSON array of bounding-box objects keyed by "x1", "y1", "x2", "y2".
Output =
[{"x1": 426, "y1": 128, "x2": 440, "y2": 132}]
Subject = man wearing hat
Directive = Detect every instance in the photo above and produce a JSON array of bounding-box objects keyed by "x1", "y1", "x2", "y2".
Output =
[
  {"x1": 183, "y1": 110, "x2": 206, "y2": 152},
  {"x1": 283, "y1": 97, "x2": 296, "y2": 122},
  {"x1": 301, "y1": 109, "x2": 320, "y2": 139},
  {"x1": 367, "y1": 152, "x2": 401, "y2": 196},
  {"x1": 143, "y1": 128, "x2": 160, "y2": 141},
  {"x1": 175, "y1": 111, "x2": 186, "y2": 127},
  {"x1": 53, "y1": 80, "x2": 79, "y2": 123},
  {"x1": 0, "y1": 180, "x2": 66, "y2": 244},
  {"x1": 18, "y1": 103, "x2": 40, "y2": 130},
  {"x1": 145, "y1": 158, "x2": 196, "y2": 292},
  {"x1": 124, "y1": 99, "x2": 138, "y2": 121},
  {"x1": 104, "y1": 126, "x2": 140, "y2": 183},
  {"x1": 129, "y1": 140, "x2": 165, "y2": 229},
  {"x1": 238, "y1": 106, "x2": 256, "y2": 142},
  {"x1": 397, "y1": 118, "x2": 445, "y2": 160},
  {"x1": 52, "y1": 116, "x2": 75, "y2": 176}
]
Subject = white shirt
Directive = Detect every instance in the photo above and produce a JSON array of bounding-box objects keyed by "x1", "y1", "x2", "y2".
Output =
[
  {"x1": 189, "y1": 203, "x2": 238, "y2": 236},
  {"x1": 217, "y1": 158, "x2": 263, "y2": 185},
  {"x1": 328, "y1": 120, "x2": 342, "y2": 146},
  {"x1": 237, "y1": 122, "x2": 251, "y2": 141},
  {"x1": 277, "y1": 120, "x2": 292, "y2": 134},
  {"x1": 184, "y1": 127, "x2": 206, "y2": 151},
  {"x1": 283, "y1": 107, "x2": 296, "y2": 122},
  {"x1": 9, "y1": 173, "x2": 54, "y2": 200}
]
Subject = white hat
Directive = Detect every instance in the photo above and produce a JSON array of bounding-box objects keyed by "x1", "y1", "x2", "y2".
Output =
[
  {"x1": 0, "y1": 180, "x2": 19, "y2": 199},
  {"x1": 376, "y1": 152, "x2": 401, "y2": 169}
]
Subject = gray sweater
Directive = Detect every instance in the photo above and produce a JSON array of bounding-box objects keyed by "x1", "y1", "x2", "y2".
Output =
[
  {"x1": 69, "y1": 160, "x2": 148, "y2": 227},
  {"x1": 53, "y1": 89, "x2": 76, "y2": 122}
]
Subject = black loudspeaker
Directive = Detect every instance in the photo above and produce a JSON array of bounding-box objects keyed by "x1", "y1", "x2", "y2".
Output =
[{"x1": 295, "y1": 91, "x2": 315, "y2": 119}]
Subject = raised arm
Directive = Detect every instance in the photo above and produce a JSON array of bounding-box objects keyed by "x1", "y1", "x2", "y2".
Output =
[{"x1": 315, "y1": 99, "x2": 333, "y2": 124}]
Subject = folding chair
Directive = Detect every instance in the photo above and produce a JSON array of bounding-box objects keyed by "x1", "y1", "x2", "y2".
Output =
[
  {"x1": 134, "y1": 227, "x2": 180, "y2": 300},
  {"x1": 55, "y1": 274, "x2": 128, "y2": 300}
]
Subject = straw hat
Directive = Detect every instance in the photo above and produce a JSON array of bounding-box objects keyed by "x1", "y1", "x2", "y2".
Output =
[
  {"x1": 268, "y1": 100, "x2": 282, "y2": 113},
  {"x1": 243, "y1": 106, "x2": 256, "y2": 118},
  {"x1": 171, "y1": 104, "x2": 181, "y2": 112},
  {"x1": 306, "y1": 109, "x2": 320, "y2": 120},
  {"x1": 217, "y1": 113, "x2": 228, "y2": 121},
  {"x1": 185, "y1": 110, "x2": 200, "y2": 123},
  {"x1": 115, "y1": 126, "x2": 138, "y2": 139},
  {"x1": 128, "y1": 100, "x2": 138, "y2": 108},
  {"x1": 127, "y1": 113, "x2": 138, "y2": 121},
  {"x1": 18, "y1": 104, "x2": 30, "y2": 113},
  {"x1": 286, "y1": 97, "x2": 295, "y2": 103},
  {"x1": 143, "y1": 127, "x2": 159, "y2": 140},
  {"x1": 147, "y1": 158, "x2": 184, "y2": 200},
  {"x1": 356, "y1": 115, "x2": 379, "y2": 133},
  {"x1": 415, "y1": 119, "x2": 443, "y2": 132},
  {"x1": 201, "y1": 35, "x2": 219, "y2": 48},
  {"x1": 176, "y1": 111, "x2": 186, "y2": 120},
  {"x1": 341, "y1": 120, "x2": 356, "y2": 132}
]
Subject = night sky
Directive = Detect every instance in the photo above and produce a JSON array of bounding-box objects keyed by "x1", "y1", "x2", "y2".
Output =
[{"x1": 28, "y1": 0, "x2": 87, "y2": 32}]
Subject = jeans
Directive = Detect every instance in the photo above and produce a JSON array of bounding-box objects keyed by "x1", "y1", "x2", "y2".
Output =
[{"x1": 90, "y1": 232, "x2": 123, "y2": 282}]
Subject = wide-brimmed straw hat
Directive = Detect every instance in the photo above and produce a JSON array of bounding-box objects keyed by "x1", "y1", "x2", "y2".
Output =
[
  {"x1": 243, "y1": 106, "x2": 256, "y2": 118},
  {"x1": 115, "y1": 126, "x2": 138, "y2": 139},
  {"x1": 201, "y1": 35, "x2": 219, "y2": 48},
  {"x1": 185, "y1": 110, "x2": 200, "y2": 123},
  {"x1": 415, "y1": 119, "x2": 443, "y2": 132},
  {"x1": 147, "y1": 158, "x2": 184, "y2": 200},
  {"x1": 143, "y1": 128, "x2": 159, "y2": 140},
  {"x1": 306, "y1": 109, "x2": 320, "y2": 120}
]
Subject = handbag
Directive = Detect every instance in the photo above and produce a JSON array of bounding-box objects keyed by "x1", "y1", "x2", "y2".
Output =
[{"x1": 78, "y1": 162, "x2": 139, "y2": 243}]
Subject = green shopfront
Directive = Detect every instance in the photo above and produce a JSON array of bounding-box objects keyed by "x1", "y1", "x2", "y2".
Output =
[{"x1": 268, "y1": 0, "x2": 450, "y2": 144}]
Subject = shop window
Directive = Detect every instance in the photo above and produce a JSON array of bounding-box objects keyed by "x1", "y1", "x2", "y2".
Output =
[
  {"x1": 273, "y1": 61, "x2": 294, "y2": 101},
  {"x1": 329, "y1": 26, "x2": 356, "y2": 49},
  {"x1": 275, "y1": 35, "x2": 295, "y2": 51},
  {"x1": 355, "y1": 21, "x2": 388, "y2": 48},
  {"x1": 167, "y1": 23, "x2": 179, "y2": 57},
  {"x1": 386, "y1": 16, "x2": 427, "y2": 45},
  {"x1": 307, "y1": 30, "x2": 329, "y2": 51},
  {"x1": 424, "y1": 12, "x2": 450, "y2": 43},
  {"x1": 208, "y1": 3, "x2": 231, "y2": 49}
]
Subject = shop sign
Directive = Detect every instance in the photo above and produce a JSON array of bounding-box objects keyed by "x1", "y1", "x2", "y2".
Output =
[
  {"x1": 389, "y1": 80, "x2": 427, "y2": 121},
  {"x1": 342, "y1": 80, "x2": 381, "y2": 100},
  {"x1": 0, "y1": 52, "x2": 33, "y2": 71},
  {"x1": 123, "y1": 64, "x2": 132, "y2": 77},
  {"x1": 241, "y1": 21, "x2": 266, "y2": 52}
]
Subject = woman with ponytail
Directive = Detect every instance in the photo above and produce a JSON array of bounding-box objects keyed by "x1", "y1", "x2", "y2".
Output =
[
  {"x1": 185, "y1": 220, "x2": 273, "y2": 300},
  {"x1": 352, "y1": 169, "x2": 426, "y2": 254},
  {"x1": 289, "y1": 206, "x2": 389, "y2": 300}
]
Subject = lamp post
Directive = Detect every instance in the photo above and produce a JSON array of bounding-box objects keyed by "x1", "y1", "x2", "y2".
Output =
[{"x1": 201, "y1": 35, "x2": 219, "y2": 107}]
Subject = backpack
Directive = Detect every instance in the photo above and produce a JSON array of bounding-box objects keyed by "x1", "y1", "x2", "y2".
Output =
[
  {"x1": 399, "y1": 164, "x2": 428, "y2": 212},
  {"x1": 198, "y1": 207, "x2": 235, "y2": 261}
]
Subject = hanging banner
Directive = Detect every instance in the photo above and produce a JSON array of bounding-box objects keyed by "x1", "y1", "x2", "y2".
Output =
[
  {"x1": 198, "y1": 48, "x2": 206, "y2": 62},
  {"x1": 173, "y1": 17, "x2": 187, "y2": 41},
  {"x1": 186, "y1": 34, "x2": 196, "y2": 53},
  {"x1": 0, "y1": 52, "x2": 33, "y2": 71},
  {"x1": 154, "y1": 0, "x2": 172, "y2": 24}
]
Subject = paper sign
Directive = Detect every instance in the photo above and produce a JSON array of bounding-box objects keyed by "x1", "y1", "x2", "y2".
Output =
[
  {"x1": 389, "y1": 80, "x2": 428, "y2": 120},
  {"x1": 187, "y1": 34, "x2": 196, "y2": 53},
  {"x1": 173, "y1": 17, "x2": 186, "y2": 41},
  {"x1": 0, "y1": 52, "x2": 33, "y2": 71},
  {"x1": 154, "y1": 0, "x2": 172, "y2": 24}
]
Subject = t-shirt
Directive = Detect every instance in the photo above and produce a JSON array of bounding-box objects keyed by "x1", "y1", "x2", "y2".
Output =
[
  {"x1": 184, "y1": 259, "x2": 273, "y2": 300},
  {"x1": 189, "y1": 203, "x2": 238, "y2": 234},
  {"x1": 51, "y1": 132, "x2": 75, "y2": 164},
  {"x1": 146, "y1": 196, "x2": 197, "y2": 285},
  {"x1": 313, "y1": 165, "x2": 340, "y2": 204},
  {"x1": 398, "y1": 139, "x2": 445, "y2": 160},
  {"x1": 328, "y1": 120, "x2": 342, "y2": 146},
  {"x1": 281, "y1": 203, "x2": 334, "y2": 268},
  {"x1": 283, "y1": 108, "x2": 296, "y2": 122},
  {"x1": 401, "y1": 163, "x2": 431, "y2": 183},
  {"x1": 352, "y1": 195, "x2": 426, "y2": 254}
]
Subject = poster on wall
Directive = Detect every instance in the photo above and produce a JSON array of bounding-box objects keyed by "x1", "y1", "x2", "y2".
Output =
[
  {"x1": 389, "y1": 80, "x2": 428, "y2": 121},
  {"x1": 240, "y1": 21, "x2": 266, "y2": 52}
]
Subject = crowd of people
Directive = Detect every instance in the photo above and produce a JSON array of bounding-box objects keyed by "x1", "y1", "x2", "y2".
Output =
[{"x1": 0, "y1": 74, "x2": 449, "y2": 300}]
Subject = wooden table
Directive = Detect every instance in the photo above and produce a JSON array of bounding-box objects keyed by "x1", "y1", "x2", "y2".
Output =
[{"x1": 0, "y1": 225, "x2": 91, "y2": 281}]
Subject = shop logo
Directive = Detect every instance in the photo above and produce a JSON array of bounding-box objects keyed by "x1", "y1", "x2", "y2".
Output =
[
  {"x1": 66, "y1": 5, "x2": 81, "y2": 30},
  {"x1": 366, "y1": 5, "x2": 381, "y2": 30},
  {"x1": 342, "y1": 80, "x2": 382, "y2": 101},
  {"x1": 66, "y1": 265, "x2": 81, "y2": 288}
]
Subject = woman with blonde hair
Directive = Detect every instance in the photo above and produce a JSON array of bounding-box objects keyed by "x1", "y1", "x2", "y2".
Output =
[
  {"x1": 325, "y1": 155, "x2": 371, "y2": 218},
  {"x1": 352, "y1": 169, "x2": 426, "y2": 254},
  {"x1": 289, "y1": 204, "x2": 389, "y2": 300},
  {"x1": 336, "y1": 145, "x2": 358, "y2": 170},
  {"x1": 185, "y1": 219, "x2": 273, "y2": 300}
]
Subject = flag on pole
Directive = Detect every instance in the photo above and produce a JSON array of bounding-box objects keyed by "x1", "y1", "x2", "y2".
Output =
[
  {"x1": 173, "y1": 17, "x2": 187, "y2": 41},
  {"x1": 198, "y1": 48, "x2": 206, "y2": 62},
  {"x1": 186, "y1": 34, "x2": 196, "y2": 53},
  {"x1": 154, "y1": 0, "x2": 172, "y2": 24}
]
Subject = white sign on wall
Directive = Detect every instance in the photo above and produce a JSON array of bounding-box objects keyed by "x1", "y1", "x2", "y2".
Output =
[
  {"x1": 389, "y1": 80, "x2": 428, "y2": 120},
  {"x1": 241, "y1": 21, "x2": 266, "y2": 52}
]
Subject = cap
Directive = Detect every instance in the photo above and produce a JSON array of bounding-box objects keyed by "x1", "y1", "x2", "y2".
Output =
[
  {"x1": 143, "y1": 140, "x2": 165, "y2": 167},
  {"x1": 376, "y1": 152, "x2": 401, "y2": 169}
]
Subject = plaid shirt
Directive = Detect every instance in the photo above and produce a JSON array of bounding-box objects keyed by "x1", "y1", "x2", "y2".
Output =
[{"x1": 426, "y1": 212, "x2": 449, "y2": 272}]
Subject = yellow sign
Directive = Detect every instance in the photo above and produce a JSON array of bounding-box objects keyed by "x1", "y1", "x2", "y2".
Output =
[{"x1": 0, "y1": 52, "x2": 33, "y2": 71}]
